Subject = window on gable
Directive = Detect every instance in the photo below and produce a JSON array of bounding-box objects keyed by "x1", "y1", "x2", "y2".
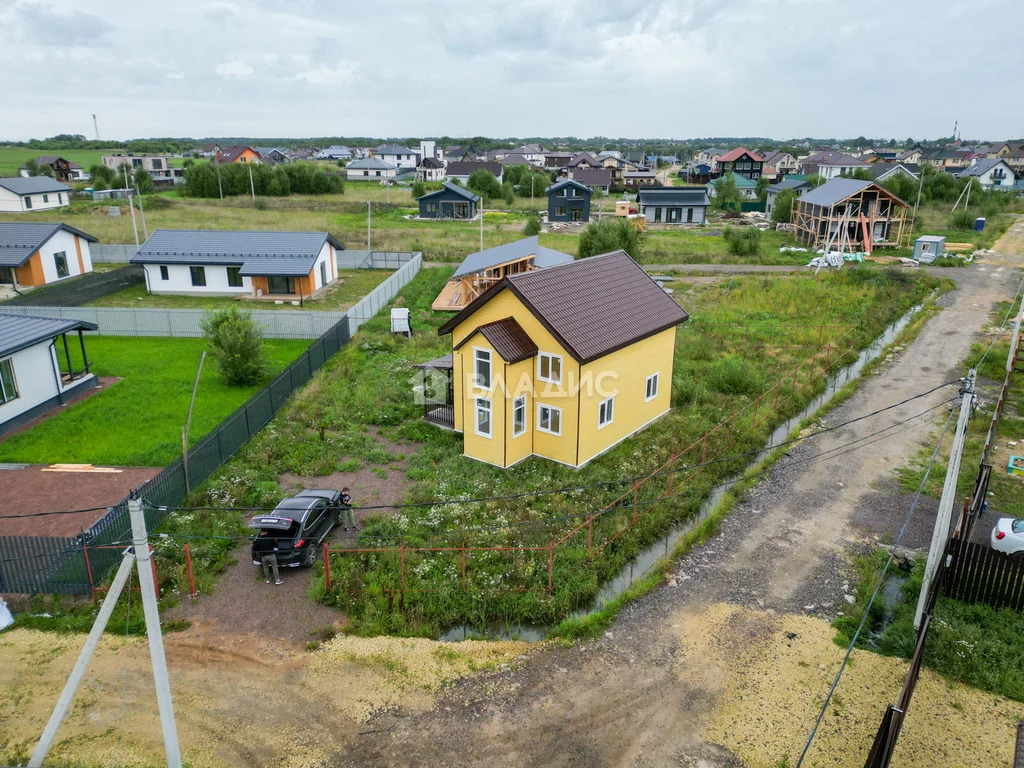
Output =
[
  {"x1": 53, "y1": 251, "x2": 69, "y2": 278},
  {"x1": 474, "y1": 348, "x2": 492, "y2": 389},
  {"x1": 537, "y1": 403, "x2": 562, "y2": 436},
  {"x1": 645, "y1": 372, "x2": 660, "y2": 402},
  {"x1": 598, "y1": 397, "x2": 615, "y2": 429},
  {"x1": 475, "y1": 398, "x2": 492, "y2": 437},
  {"x1": 513, "y1": 396, "x2": 526, "y2": 437},
  {"x1": 537, "y1": 353, "x2": 562, "y2": 384}
]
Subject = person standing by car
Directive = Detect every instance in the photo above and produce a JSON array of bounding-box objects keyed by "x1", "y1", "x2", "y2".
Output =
[
  {"x1": 340, "y1": 487, "x2": 357, "y2": 532},
  {"x1": 258, "y1": 530, "x2": 283, "y2": 585}
]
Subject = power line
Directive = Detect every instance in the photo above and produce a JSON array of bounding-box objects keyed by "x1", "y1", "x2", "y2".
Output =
[
  {"x1": 0, "y1": 506, "x2": 112, "y2": 521},
  {"x1": 974, "y1": 272, "x2": 1024, "y2": 371}
]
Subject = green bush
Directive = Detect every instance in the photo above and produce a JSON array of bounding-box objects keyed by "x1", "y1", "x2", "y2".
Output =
[
  {"x1": 200, "y1": 307, "x2": 269, "y2": 385},
  {"x1": 523, "y1": 215, "x2": 541, "y2": 236},
  {"x1": 723, "y1": 226, "x2": 761, "y2": 258},
  {"x1": 706, "y1": 357, "x2": 763, "y2": 395},
  {"x1": 949, "y1": 210, "x2": 975, "y2": 230},
  {"x1": 578, "y1": 218, "x2": 645, "y2": 259},
  {"x1": 411, "y1": 181, "x2": 426, "y2": 198}
]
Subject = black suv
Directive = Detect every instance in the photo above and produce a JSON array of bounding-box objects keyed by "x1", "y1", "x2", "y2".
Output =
[{"x1": 249, "y1": 489, "x2": 342, "y2": 568}]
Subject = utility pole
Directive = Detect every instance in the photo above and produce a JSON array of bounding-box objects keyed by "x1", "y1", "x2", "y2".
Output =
[
  {"x1": 914, "y1": 369, "x2": 976, "y2": 629},
  {"x1": 479, "y1": 201, "x2": 484, "y2": 251},
  {"x1": 366, "y1": 201, "x2": 372, "y2": 250},
  {"x1": 123, "y1": 166, "x2": 139, "y2": 247},
  {"x1": 132, "y1": 171, "x2": 148, "y2": 240},
  {"x1": 248, "y1": 163, "x2": 255, "y2": 200},
  {"x1": 215, "y1": 157, "x2": 223, "y2": 200},
  {"x1": 29, "y1": 496, "x2": 182, "y2": 768},
  {"x1": 181, "y1": 351, "x2": 205, "y2": 496}
]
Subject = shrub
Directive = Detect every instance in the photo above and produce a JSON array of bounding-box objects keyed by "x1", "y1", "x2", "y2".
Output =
[
  {"x1": 467, "y1": 169, "x2": 501, "y2": 199},
  {"x1": 723, "y1": 226, "x2": 761, "y2": 258},
  {"x1": 949, "y1": 210, "x2": 974, "y2": 230},
  {"x1": 253, "y1": 198, "x2": 268, "y2": 210},
  {"x1": 706, "y1": 357, "x2": 763, "y2": 395},
  {"x1": 523, "y1": 215, "x2": 541, "y2": 236},
  {"x1": 411, "y1": 181, "x2": 426, "y2": 198},
  {"x1": 200, "y1": 307, "x2": 268, "y2": 386},
  {"x1": 578, "y1": 218, "x2": 645, "y2": 259}
]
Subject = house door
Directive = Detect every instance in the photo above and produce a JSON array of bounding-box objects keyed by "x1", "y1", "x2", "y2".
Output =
[
  {"x1": 0, "y1": 267, "x2": 12, "y2": 284},
  {"x1": 687, "y1": 207, "x2": 694, "y2": 222},
  {"x1": 267, "y1": 276, "x2": 295, "y2": 294},
  {"x1": 454, "y1": 202, "x2": 469, "y2": 219},
  {"x1": 654, "y1": 207, "x2": 662, "y2": 223},
  {"x1": 571, "y1": 208, "x2": 583, "y2": 221}
]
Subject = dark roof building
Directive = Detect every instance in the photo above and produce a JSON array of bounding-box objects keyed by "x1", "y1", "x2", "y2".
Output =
[
  {"x1": 417, "y1": 182, "x2": 481, "y2": 220},
  {"x1": 637, "y1": 186, "x2": 710, "y2": 224},
  {"x1": 546, "y1": 179, "x2": 591, "y2": 223},
  {"x1": 445, "y1": 162, "x2": 502, "y2": 181},
  {"x1": 570, "y1": 168, "x2": 612, "y2": 189}
]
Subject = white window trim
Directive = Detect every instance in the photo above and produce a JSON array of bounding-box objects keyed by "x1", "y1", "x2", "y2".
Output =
[
  {"x1": 512, "y1": 395, "x2": 527, "y2": 438},
  {"x1": 645, "y1": 372, "x2": 660, "y2": 402},
  {"x1": 537, "y1": 352, "x2": 563, "y2": 385},
  {"x1": 474, "y1": 397, "x2": 493, "y2": 438},
  {"x1": 473, "y1": 347, "x2": 492, "y2": 391},
  {"x1": 536, "y1": 402, "x2": 562, "y2": 436},
  {"x1": 598, "y1": 396, "x2": 615, "y2": 429}
]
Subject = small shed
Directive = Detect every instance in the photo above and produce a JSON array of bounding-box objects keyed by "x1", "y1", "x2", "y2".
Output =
[
  {"x1": 417, "y1": 182, "x2": 481, "y2": 220},
  {"x1": 913, "y1": 235, "x2": 945, "y2": 263}
]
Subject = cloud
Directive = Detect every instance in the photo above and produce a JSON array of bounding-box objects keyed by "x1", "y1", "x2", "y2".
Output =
[
  {"x1": 215, "y1": 58, "x2": 255, "y2": 79},
  {"x1": 16, "y1": 3, "x2": 114, "y2": 46}
]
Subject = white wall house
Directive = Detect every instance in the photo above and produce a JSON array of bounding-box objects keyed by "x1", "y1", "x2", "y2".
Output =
[
  {"x1": 957, "y1": 158, "x2": 1018, "y2": 190},
  {"x1": 346, "y1": 158, "x2": 397, "y2": 180},
  {"x1": 637, "y1": 188, "x2": 710, "y2": 224},
  {"x1": 374, "y1": 144, "x2": 418, "y2": 169},
  {"x1": 132, "y1": 229, "x2": 343, "y2": 298},
  {"x1": 0, "y1": 223, "x2": 96, "y2": 289},
  {"x1": 0, "y1": 178, "x2": 72, "y2": 213},
  {"x1": 0, "y1": 315, "x2": 98, "y2": 436}
]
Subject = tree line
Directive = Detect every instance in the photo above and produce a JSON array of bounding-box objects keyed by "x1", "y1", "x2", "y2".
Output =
[{"x1": 182, "y1": 161, "x2": 344, "y2": 198}]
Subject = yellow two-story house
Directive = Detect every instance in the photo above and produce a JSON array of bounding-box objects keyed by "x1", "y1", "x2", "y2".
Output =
[{"x1": 424, "y1": 250, "x2": 688, "y2": 469}]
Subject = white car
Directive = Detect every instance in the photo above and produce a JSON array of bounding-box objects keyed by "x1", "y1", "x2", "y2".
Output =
[{"x1": 991, "y1": 517, "x2": 1024, "y2": 555}]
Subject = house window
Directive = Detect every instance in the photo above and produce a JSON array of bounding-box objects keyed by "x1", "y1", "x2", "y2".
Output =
[
  {"x1": 152, "y1": 159, "x2": 163, "y2": 170},
  {"x1": 0, "y1": 358, "x2": 18, "y2": 405},
  {"x1": 57, "y1": 193, "x2": 63, "y2": 204},
  {"x1": 513, "y1": 396, "x2": 526, "y2": 437},
  {"x1": 687, "y1": 207, "x2": 694, "y2": 223},
  {"x1": 23, "y1": 196, "x2": 32, "y2": 209},
  {"x1": 268, "y1": 276, "x2": 294, "y2": 294},
  {"x1": 42, "y1": 194, "x2": 49, "y2": 203},
  {"x1": 598, "y1": 397, "x2": 615, "y2": 429},
  {"x1": 227, "y1": 266, "x2": 243, "y2": 287},
  {"x1": 537, "y1": 403, "x2": 562, "y2": 436},
  {"x1": 556, "y1": 206, "x2": 567, "y2": 217},
  {"x1": 132, "y1": 159, "x2": 142, "y2": 167},
  {"x1": 190, "y1": 266, "x2": 206, "y2": 287},
  {"x1": 473, "y1": 348, "x2": 492, "y2": 389},
  {"x1": 426, "y1": 202, "x2": 438, "y2": 214},
  {"x1": 475, "y1": 398, "x2": 492, "y2": 438},
  {"x1": 645, "y1": 372, "x2": 659, "y2": 402},
  {"x1": 53, "y1": 251, "x2": 69, "y2": 278},
  {"x1": 160, "y1": 265, "x2": 169, "y2": 280},
  {"x1": 537, "y1": 353, "x2": 562, "y2": 384},
  {"x1": 319, "y1": 261, "x2": 327, "y2": 286}
]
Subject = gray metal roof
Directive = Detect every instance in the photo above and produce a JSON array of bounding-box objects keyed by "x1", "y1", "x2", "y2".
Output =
[
  {"x1": 957, "y1": 158, "x2": 1011, "y2": 178},
  {"x1": 637, "y1": 187, "x2": 710, "y2": 207},
  {"x1": 0, "y1": 222, "x2": 98, "y2": 267},
  {"x1": 0, "y1": 177, "x2": 73, "y2": 195},
  {"x1": 130, "y1": 229, "x2": 343, "y2": 275},
  {"x1": 347, "y1": 158, "x2": 395, "y2": 170},
  {"x1": 766, "y1": 178, "x2": 812, "y2": 194},
  {"x1": 452, "y1": 236, "x2": 572, "y2": 279},
  {"x1": 375, "y1": 144, "x2": 415, "y2": 155},
  {"x1": 417, "y1": 181, "x2": 480, "y2": 203},
  {"x1": 545, "y1": 179, "x2": 590, "y2": 195},
  {"x1": 0, "y1": 314, "x2": 98, "y2": 358},
  {"x1": 796, "y1": 178, "x2": 872, "y2": 207}
]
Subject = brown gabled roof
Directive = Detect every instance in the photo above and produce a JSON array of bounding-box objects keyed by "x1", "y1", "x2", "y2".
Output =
[
  {"x1": 440, "y1": 251, "x2": 688, "y2": 363},
  {"x1": 454, "y1": 317, "x2": 538, "y2": 363}
]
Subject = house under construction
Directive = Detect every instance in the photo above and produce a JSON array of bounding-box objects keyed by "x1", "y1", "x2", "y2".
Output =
[
  {"x1": 791, "y1": 178, "x2": 910, "y2": 254},
  {"x1": 431, "y1": 236, "x2": 573, "y2": 312}
]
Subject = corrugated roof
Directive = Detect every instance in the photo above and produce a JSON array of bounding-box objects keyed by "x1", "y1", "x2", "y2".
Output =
[
  {"x1": 801, "y1": 150, "x2": 868, "y2": 168},
  {"x1": 766, "y1": 178, "x2": 811, "y2": 194},
  {"x1": 130, "y1": 229, "x2": 343, "y2": 275},
  {"x1": 417, "y1": 181, "x2": 480, "y2": 203},
  {"x1": 0, "y1": 177, "x2": 73, "y2": 195},
  {"x1": 545, "y1": 179, "x2": 590, "y2": 195},
  {"x1": 718, "y1": 147, "x2": 765, "y2": 163},
  {"x1": 0, "y1": 222, "x2": 98, "y2": 267},
  {"x1": 0, "y1": 314, "x2": 98, "y2": 358},
  {"x1": 957, "y1": 158, "x2": 1013, "y2": 178},
  {"x1": 347, "y1": 158, "x2": 395, "y2": 170},
  {"x1": 452, "y1": 236, "x2": 572, "y2": 278},
  {"x1": 440, "y1": 251, "x2": 688, "y2": 363},
  {"x1": 571, "y1": 169, "x2": 612, "y2": 186},
  {"x1": 637, "y1": 187, "x2": 710, "y2": 207},
  {"x1": 871, "y1": 162, "x2": 919, "y2": 180},
  {"x1": 709, "y1": 175, "x2": 756, "y2": 189},
  {"x1": 796, "y1": 178, "x2": 872, "y2": 207},
  {"x1": 375, "y1": 144, "x2": 415, "y2": 155},
  {"x1": 455, "y1": 317, "x2": 538, "y2": 363}
]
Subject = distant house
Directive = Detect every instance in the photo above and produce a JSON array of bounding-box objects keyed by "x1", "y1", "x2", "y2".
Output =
[
  {"x1": 216, "y1": 146, "x2": 262, "y2": 164},
  {"x1": 637, "y1": 186, "x2": 710, "y2": 224},
  {"x1": 870, "y1": 163, "x2": 919, "y2": 183},
  {"x1": 799, "y1": 151, "x2": 869, "y2": 179},
  {"x1": 374, "y1": 144, "x2": 418, "y2": 170},
  {"x1": 316, "y1": 145, "x2": 352, "y2": 160},
  {"x1": 500, "y1": 153, "x2": 532, "y2": 167},
  {"x1": 546, "y1": 179, "x2": 591, "y2": 223},
  {"x1": 0, "y1": 177, "x2": 73, "y2": 213},
  {"x1": 623, "y1": 170, "x2": 657, "y2": 187},
  {"x1": 498, "y1": 145, "x2": 545, "y2": 165},
  {"x1": 27, "y1": 156, "x2": 80, "y2": 183},
  {"x1": 346, "y1": 158, "x2": 397, "y2": 180},
  {"x1": 696, "y1": 147, "x2": 726, "y2": 169},
  {"x1": 198, "y1": 144, "x2": 221, "y2": 158},
  {"x1": 956, "y1": 158, "x2": 1018, "y2": 190},
  {"x1": 423, "y1": 251, "x2": 688, "y2": 469},
  {"x1": 765, "y1": 178, "x2": 811, "y2": 215},
  {"x1": 569, "y1": 168, "x2": 611, "y2": 193},
  {"x1": 445, "y1": 162, "x2": 502, "y2": 186},
  {"x1": 896, "y1": 148, "x2": 923, "y2": 164},
  {"x1": 791, "y1": 178, "x2": 909, "y2": 252},
  {"x1": 707, "y1": 174, "x2": 758, "y2": 200},
  {"x1": 254, "y1": 147, "x2": 290, "y2": 166},
  {"x1": 0, "y1": 222, "x2": 96, "y2": 289},
  {"x1": 102, "y1": 153, "x2": 181, "y2": 182},
  {"x1": 762, "y1": 150, "x2": 799, "y2": 179},
  {"x1": 417, "y1": 157, "x2": 446, "y2": 182},
  {"x1": 417, "y1": 182, "x2": 481, "y2": 220},
  {"x1": 567, "y1": 152, "x2": 603, "y2": 171},
  {"x1": 430, "y1": 236, "x2": 573, "y2": 312},
  {"x1": 291, "y1": 147, "x2": 319, "y2": 160},
  {"x1": 716, "y1": 148, "x2": 764, "y2": 180},
  {"x1": 0, "y1": 314, "x2": 98, "y2": 437},
  {"x1": 624, "y1": 151, "x2": 647, "y2": 168},
  {"x1": 130, "y1": 229, "x2": 343, "y2": 300},
  {"x1": 543, "y1": 152, "x2": 573, "y2": 170},
  {"x1": 920, "y1": 148, "x2": 971, "y2": 171}
]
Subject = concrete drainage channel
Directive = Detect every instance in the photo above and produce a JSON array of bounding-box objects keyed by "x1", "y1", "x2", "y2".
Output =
[{"x1": 440, "y1": 303, "x2": 927, "y2": 643}]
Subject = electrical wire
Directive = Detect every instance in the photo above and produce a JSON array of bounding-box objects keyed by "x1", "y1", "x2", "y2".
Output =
[
  {"x1": 0, "y1": 505, "x2": 113, "y2": 521},
  {"x1": 974, "y1": 272, "x2": 1024, "y2": 371},
  {"x1": 794, "y1": 401, "x2": 959, "y2": 767}
]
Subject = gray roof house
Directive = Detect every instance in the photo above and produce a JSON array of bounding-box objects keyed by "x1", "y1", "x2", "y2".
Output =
[
  {"x1": 956, "y1": 157, "x2": 1018, "y2": 189},
  {"x1": 0, "y1": 177, "x2": 73, "y2": 213},
  {"x1": 764, "y1": 178, "x2": 812, "y2": 215},
  {"x1": 346, "y1": 157, "x2": 397, "y2": 179},
  {"x1": 546, "y1": 179, "x2": 591, "y2": 223},
  {"x1": 871, "y1": 162, "x2": 919, "y2": 182},
  {"x1": 637, "y1": 187, "x2": 710, "y2": 224},
  {"x1": 130, "y1": 229, "x2": 344, "y2": 299},
  {"x1": 0, "y1": 222, "x2": 97, "y2": 288},
  {"x1": 417, "y1": 182, "x2": 481, "y2": 220}
]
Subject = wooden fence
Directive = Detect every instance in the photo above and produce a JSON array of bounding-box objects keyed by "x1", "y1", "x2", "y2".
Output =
[{"x1": 941, "y1": 538, "x2": 1024, "y2": 612}]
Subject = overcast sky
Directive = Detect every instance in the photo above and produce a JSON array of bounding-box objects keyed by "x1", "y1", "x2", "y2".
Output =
[{"x1": 4, "y1": 0, "x2": 1022, "y2": 143}]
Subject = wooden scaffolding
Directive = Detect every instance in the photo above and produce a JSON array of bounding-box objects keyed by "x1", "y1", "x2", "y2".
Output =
[{"x1": 791, "y1": 183, "x2": 910, "y2": 254}]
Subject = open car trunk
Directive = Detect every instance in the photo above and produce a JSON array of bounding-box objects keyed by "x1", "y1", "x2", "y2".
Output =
[{"x1": 249, "y1": 516, "x2": 300, "y2": 557}]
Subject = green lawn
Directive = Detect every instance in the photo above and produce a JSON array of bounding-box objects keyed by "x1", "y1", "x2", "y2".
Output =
[
  {"x1": 85, "y1": 269, "x2": 392, "y2": 311},
  {"x1": 0, "y1": 146, "x2": 185, "y2": 177},
  {"x1": 0, "y1": 336, "x2": 309, "y2": 466}
]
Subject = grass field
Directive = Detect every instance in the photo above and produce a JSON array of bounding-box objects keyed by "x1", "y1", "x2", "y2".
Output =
[
  {"x1": 86, "y1": 268, "x2": 391, "y2": 310},
  {"x1": 0, "y1": 336, "x2": 310, "y2": 466},
  {"x1": 0, "y1": 146, "x2": 184, "y2": 177}
]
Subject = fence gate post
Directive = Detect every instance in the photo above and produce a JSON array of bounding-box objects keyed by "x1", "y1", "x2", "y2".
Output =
[
  {"x1": 183, "y1": 543, "x2": 196, "y2": 598},
  {"x1": 323, "y1": 543, "x2": 331, "y2": 591}
]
